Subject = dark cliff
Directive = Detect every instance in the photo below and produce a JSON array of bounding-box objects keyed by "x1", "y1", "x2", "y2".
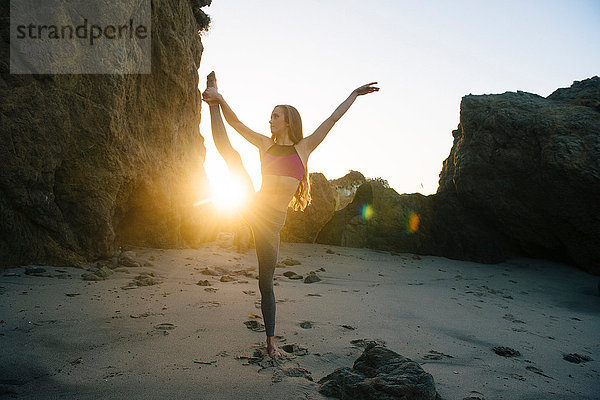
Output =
[
  {"x1": 318, "y1": 77, "x2": 600, "y2": 274},
  {"x1": 0, "y1": 1, "x2": 212, "y2": 267}
]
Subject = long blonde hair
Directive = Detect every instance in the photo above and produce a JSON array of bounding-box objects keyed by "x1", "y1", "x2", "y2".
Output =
[{"x1": 272, "y1": 105, "x2": 311, "y2": 211}]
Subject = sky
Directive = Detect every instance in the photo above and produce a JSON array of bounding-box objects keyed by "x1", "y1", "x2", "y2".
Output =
[{"x1": 197, "y1": 0, "x2": 600, "y2": 197}]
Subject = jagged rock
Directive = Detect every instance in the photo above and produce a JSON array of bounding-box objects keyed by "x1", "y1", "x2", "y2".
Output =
[
  {"x1": 318, "y1": 77, "x2": 600, "y2": 274},
  {"x1": 279, "y1": 257, "x2": 301, "y2": 266},
  {"x1": 0, "y1": 0, "x2": 213, "y2": 267},
  {"x1": 132, "y1": 272, "x2": 160, "y2": 286},
  {"x1": 304, "y1": 272, "x2": 321, "y2": 283},
  {"x1": 318, "y1": 343, "x2": 441, "y2": 400},
  {"x1": 329, "y1": 170, "x2": 366, "y2": 211},
  {"x1": 547, "y1": 76, "x2": 600, "y2": 111},
  {"x1": 81, "y1": 265, "x2": 113, "y2": 281},
  {"x1": 119, "y1": 251, "x2": 141, "y2": 268},
  {"x1": 439, "y1": 77, "x2": 600, "y2": 273},
  {"x1": 281, "y1": 172, "x2": 336, "y2": 243},
  {"x1": 96, "y1": 259, "x2": 118, "y2": 270},
  {"x1": 283, "y1": 271, "x2": 303, "y2": 280},
  {"x1": 492, "y1": 346, "x2": 520, "y2": 357},
  {"x1": 562, "y1": 353, "x2": 592, "y2": 363},
  {"x1": 219, "y1": 275, "x2": 235, "y2": 282}
]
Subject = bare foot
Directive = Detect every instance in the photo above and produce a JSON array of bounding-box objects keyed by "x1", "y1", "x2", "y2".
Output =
[
  {"x1": 206, "y1": 71, "x2": 217, "y2": 89},
  {"x1": 266, "y1": 336, "x2": 282, "y2": 357}
]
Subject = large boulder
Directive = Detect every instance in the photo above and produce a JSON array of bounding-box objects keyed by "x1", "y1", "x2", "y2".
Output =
[
  {"x1": 317, "y1": 77, "x2": 600, "y2": 274},
  {"x1": 318, "y1": 343, "x2": 442, "y2": 400},
  {"x1": 439, "y1": 77, "x2": 600, "y2": 272},
  {"x1": 281, "y1": 172, "x2": 336, "y2": 243},
  {"x1": 0, "y1": 0, "x2": 213, "y2": 267}
]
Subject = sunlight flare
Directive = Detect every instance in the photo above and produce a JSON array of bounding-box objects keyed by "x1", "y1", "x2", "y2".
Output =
[
  {"x1": 361, "y1": 204, "x2": 374, "y2": 221},
  {"x1": 213, "y1": 176, "x2": 247, "y2": 211},
  {"x1": 194, "y1": 172, "x2": 249, "y2": 212}
]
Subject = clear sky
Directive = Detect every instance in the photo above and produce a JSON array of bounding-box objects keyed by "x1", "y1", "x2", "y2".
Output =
[{"x1": 197, "y1": 0, "x2": 599, "y2": 197}]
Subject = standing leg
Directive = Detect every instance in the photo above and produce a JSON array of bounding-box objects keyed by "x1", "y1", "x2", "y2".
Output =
[
  {"x1": 254, "y1": 229, "x2": 279, "y2": 337},
  {"x1": 250, "y1": 209, "x2": 287, "y2": 357}
]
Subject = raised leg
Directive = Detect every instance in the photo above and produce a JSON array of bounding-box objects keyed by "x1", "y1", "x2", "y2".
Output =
[
  {"x1": 206, "y1": 72, "x2": 254, "y2": 193},
  {"x1": 205, "y1": 72, "x2": 253, "y2": 251}
]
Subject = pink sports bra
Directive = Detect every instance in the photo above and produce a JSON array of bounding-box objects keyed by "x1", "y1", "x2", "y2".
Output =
[{"x1": 261, "y1": 144, "x2": 305, "y2": 181}]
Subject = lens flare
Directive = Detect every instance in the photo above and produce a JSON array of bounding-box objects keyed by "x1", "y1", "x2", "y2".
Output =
[
  {"x1": 212, "y1": 176, "x2": 247, "y2": 211},
  {"x1": 193, "y1": 175, "x2": 248, "y2": 212},
  {"x1": 361, "y1": 204, "x2": 374, "y2": 221},
  {"x1": 408, "y1": 212, "x2": 420, "y2": 233}
]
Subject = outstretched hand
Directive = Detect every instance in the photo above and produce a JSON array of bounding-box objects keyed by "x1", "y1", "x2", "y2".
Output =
[{"x1": 353, "y1": 82, "x2": 379, "y2": 96}]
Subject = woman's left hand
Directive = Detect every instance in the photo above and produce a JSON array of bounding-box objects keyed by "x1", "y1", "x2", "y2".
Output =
[
  {"x1": 353, "y1": 82, "x2": 379, "y2": 96},
  {"x1": 202, "y1": 87, "x2": 222, "y2": 105}
]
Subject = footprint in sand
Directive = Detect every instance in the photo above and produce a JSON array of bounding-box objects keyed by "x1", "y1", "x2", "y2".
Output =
[
  {"x1": 244, "y1": 320, "x2": 265, "y2": 332},
  {"x1": 152, "y1": 323, "x2": 176, "y2": 336},
  {"x1": 503, "y1": 313, "x2": 526, "y2": 324},
  {"x1": 423, "y1": 350, "x2": 454, "y2": 360},
  {"x1": 200, "y1": 267, "x2": 228, "y2": 276},
  {"x1": 281, "y1": 343, "x2": 309, "y2": 356},
  {"x1": 271, "y1": 367, "x2": 313, "y2": 383},
  {"x1": 299, "y1": 321, "x2": 313, "y2": 329}
]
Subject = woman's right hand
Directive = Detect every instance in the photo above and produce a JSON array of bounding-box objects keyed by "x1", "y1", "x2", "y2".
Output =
[
  {"x1": 352, "y1": 82, "x2": 379, "y2": 96},
  {"x1": 202, "y1": 87, "x2": 222, "y2": 105}
]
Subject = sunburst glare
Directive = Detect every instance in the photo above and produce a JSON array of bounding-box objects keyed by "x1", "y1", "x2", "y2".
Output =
[
  {"x1": 213, "y1": 175, "x2": 248, "y2": 211},
  {"x1": 193, "y1": 171, "x2": 249, "y2": 212}
]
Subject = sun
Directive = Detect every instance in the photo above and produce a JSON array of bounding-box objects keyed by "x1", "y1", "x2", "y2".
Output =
[
  {"x1": 211, "y1": 174, "x2": 248, "y2": 211},
  {"x1": 194, "y1": 167, "x2": 251, "y2": 212}
]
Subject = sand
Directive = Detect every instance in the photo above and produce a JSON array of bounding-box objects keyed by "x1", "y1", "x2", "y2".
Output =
[{"x1": 1, "y1": 235, "x2": 599, "y2": 399}]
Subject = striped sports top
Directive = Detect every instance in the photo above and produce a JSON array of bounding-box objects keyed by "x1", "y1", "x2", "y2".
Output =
[{"x1": 261, "y1": 144, "x2": 305, "y2": 181}]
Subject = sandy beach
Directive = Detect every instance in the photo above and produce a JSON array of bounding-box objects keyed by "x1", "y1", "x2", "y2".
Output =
[{"x1": 1, "y1": 237, "x2": 598, "y2": 399}]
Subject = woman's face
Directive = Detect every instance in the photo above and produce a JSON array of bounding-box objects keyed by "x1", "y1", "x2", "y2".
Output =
[{"x1": 269, "y1": 107, "x2": 288, "y2": 137}]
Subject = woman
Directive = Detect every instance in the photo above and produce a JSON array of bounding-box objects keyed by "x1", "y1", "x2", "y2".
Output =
[{"x1": 202, "y1": 73, "x2": 378, "y2": 357}]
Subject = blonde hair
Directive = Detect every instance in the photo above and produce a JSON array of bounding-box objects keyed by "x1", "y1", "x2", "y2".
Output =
[{"x1": 272, "y1": 105, "x2": 311, "y2": 211}]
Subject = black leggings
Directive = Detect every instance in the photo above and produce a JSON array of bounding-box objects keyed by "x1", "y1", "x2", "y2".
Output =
[
  {"x1": 243, "y1": 199, "x2": 287, "y2": 337},
  {"x1": 208, "y1": 103, "x2": 285, "y2": 337}
]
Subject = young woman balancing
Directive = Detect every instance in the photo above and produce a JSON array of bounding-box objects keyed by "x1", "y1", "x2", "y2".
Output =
[{"x1": 202, "y1": 72, "x2": 379, "y2": 357}]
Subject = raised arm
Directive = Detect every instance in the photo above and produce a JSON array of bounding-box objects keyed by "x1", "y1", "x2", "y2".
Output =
[
  {"x1": 202, "y1": 82, "x2": 271, "y2": 149},
  {"x1": 301, "y1": 82, "x2": 379, "y2": 154}
]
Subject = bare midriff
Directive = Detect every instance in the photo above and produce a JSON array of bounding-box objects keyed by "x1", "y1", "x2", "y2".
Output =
[{"x1": 257, "y1": 174, "x2": 301, "y2": 212}]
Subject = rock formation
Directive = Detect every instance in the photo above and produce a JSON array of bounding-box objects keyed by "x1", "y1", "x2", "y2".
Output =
[
  {"x1": 318, "y1": 77, "x2": 600, "y2": 274},
  {"x1": 0, "y1": 0, "x2": 213, "y2": 267},
  {"x1": 439, "y1": 77, "x2": 600, "y2": 272},
  {"x1": 280, "y1": 173, "x2": 336, "y2": 243},
  {"x1": 329, "y1": 170, "x2": 366, "y2": 210},
  {"x1": 318, "y1": 342, "x2": 442, "y2": 400}
]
